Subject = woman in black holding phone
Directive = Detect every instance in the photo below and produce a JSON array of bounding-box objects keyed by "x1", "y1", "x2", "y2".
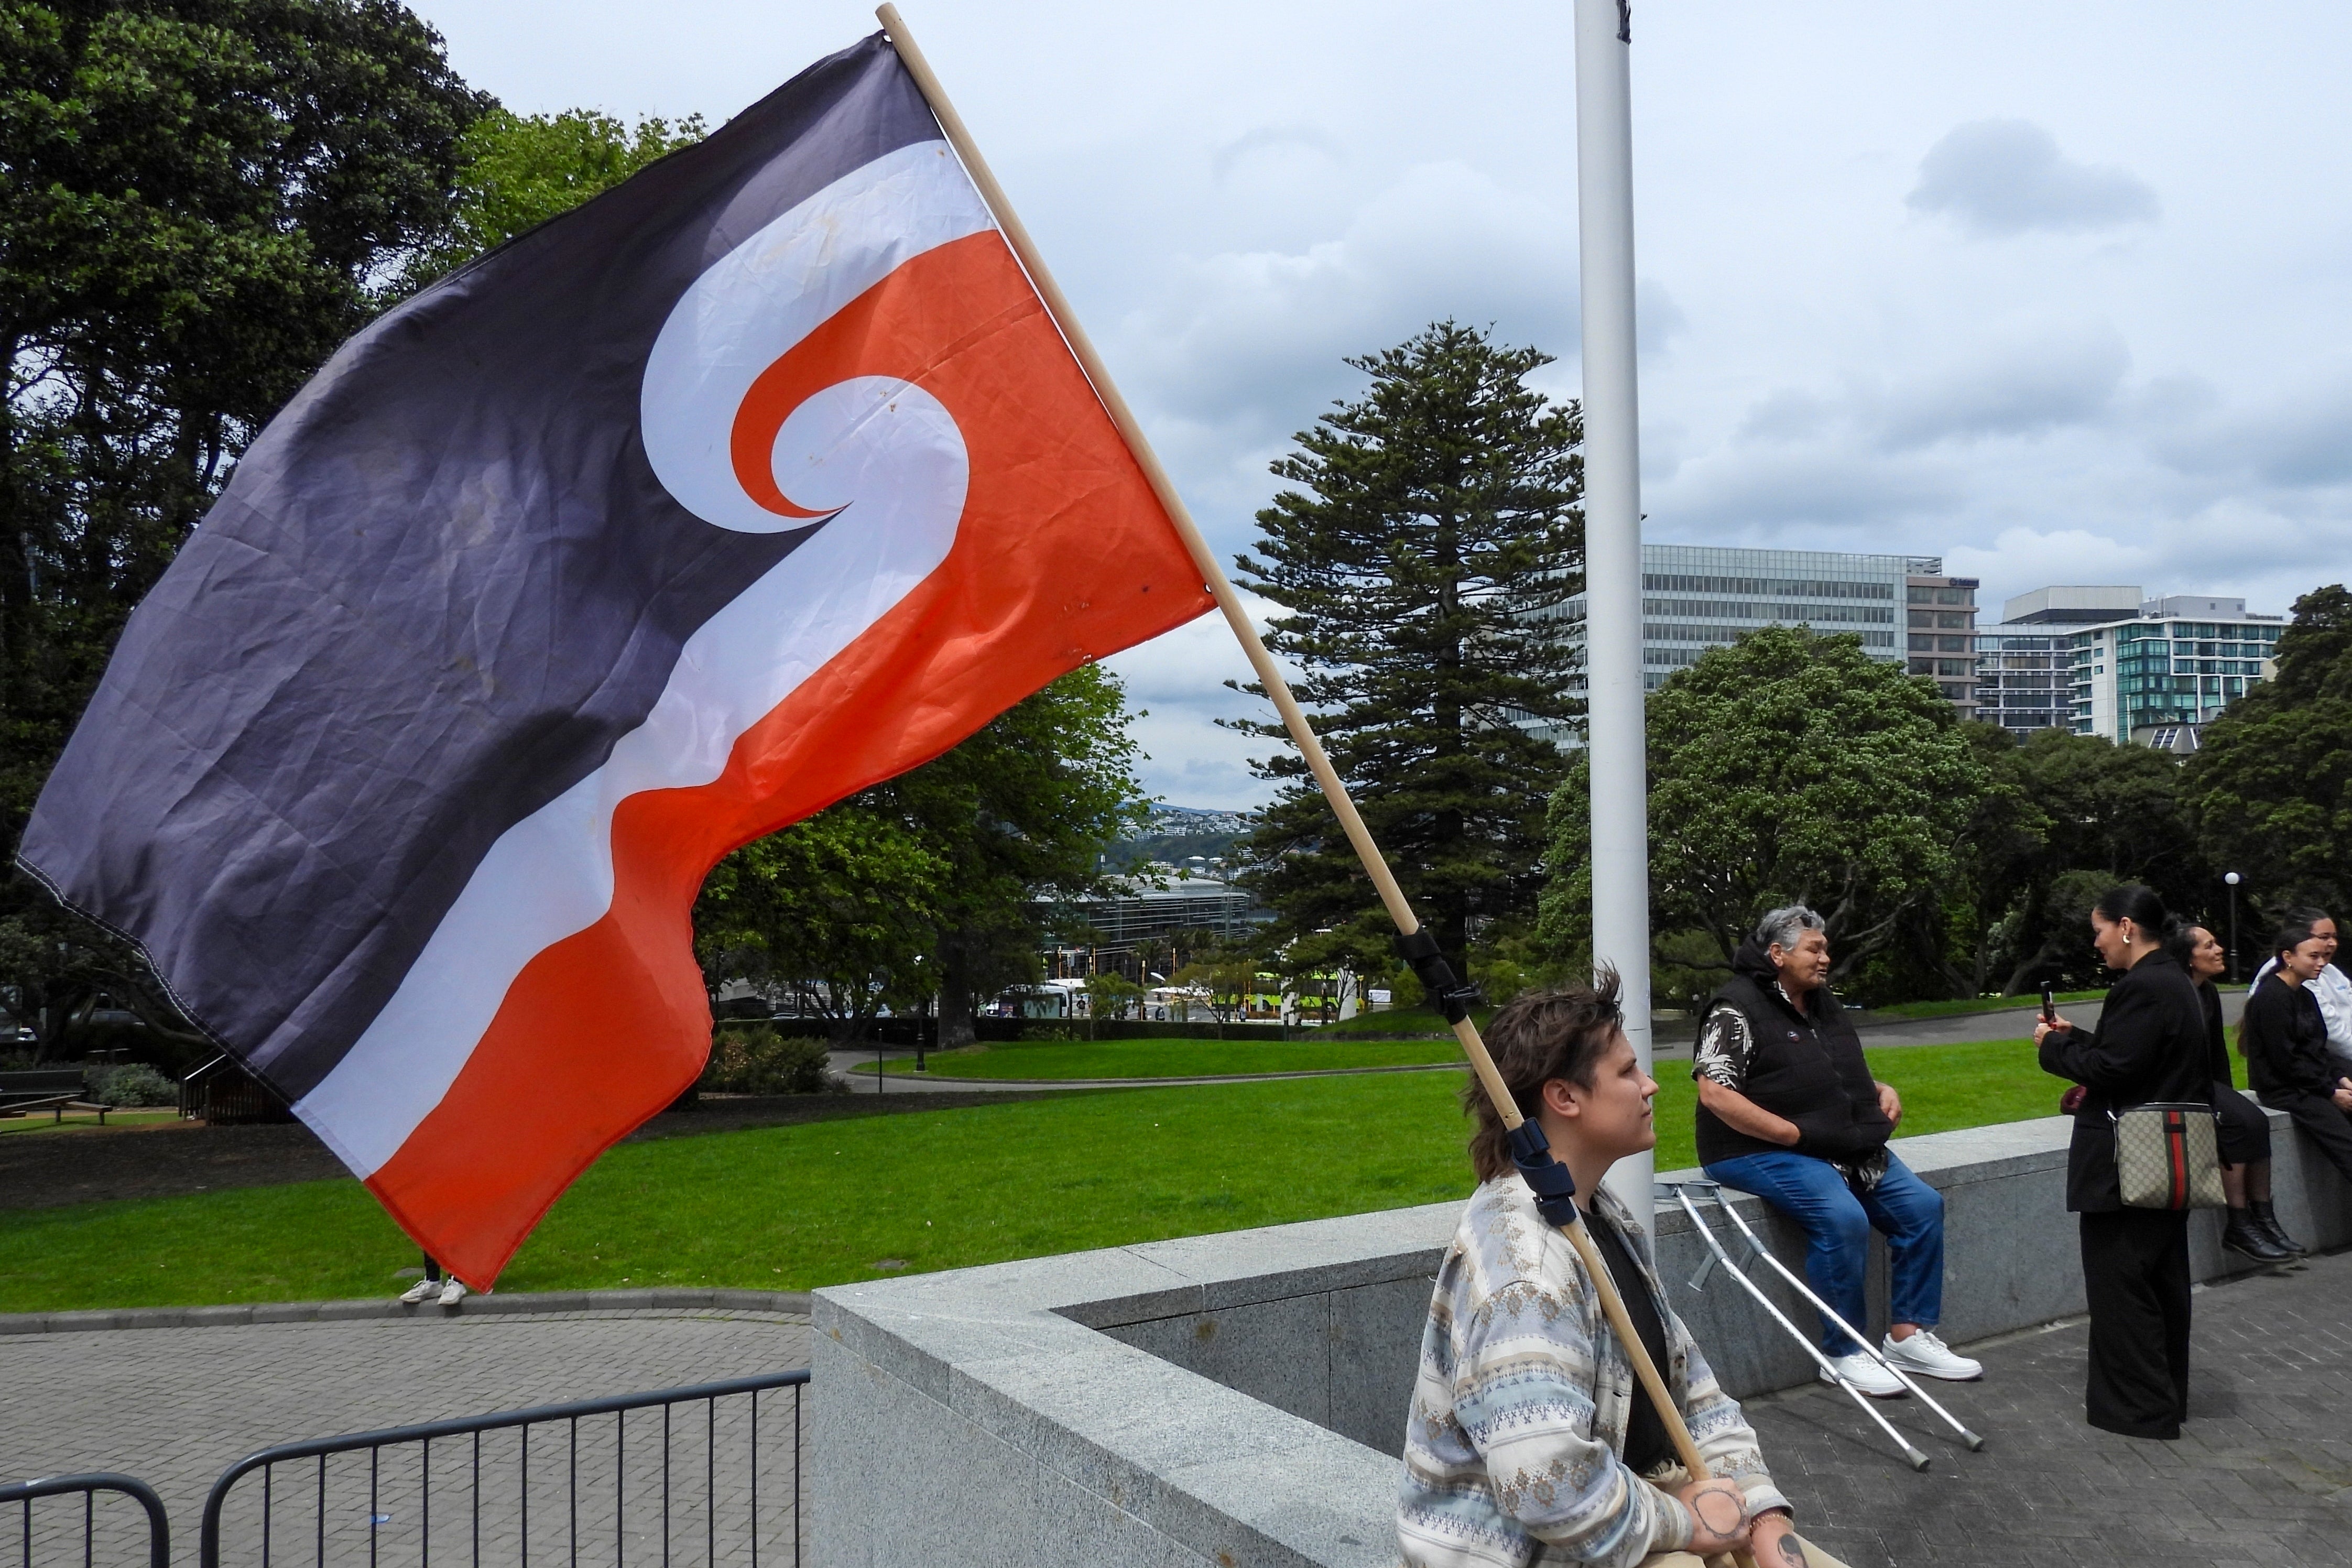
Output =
[{"x1": 2037, "y1": 885, "x2": 2213, "y2": 1440}]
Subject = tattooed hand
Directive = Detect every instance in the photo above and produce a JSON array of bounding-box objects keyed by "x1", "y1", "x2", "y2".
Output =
[
  {"x1": 1671, "y1": 1477, "x2": 1750, "y2": 1554},
  {"x1": 1749, "y1": 1507, "x2": 1805, "y2": 1567}
]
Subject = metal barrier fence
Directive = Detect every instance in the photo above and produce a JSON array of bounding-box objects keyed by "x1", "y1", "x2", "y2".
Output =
[
  {"x1": 1, "y1": 1474, "x2": 170, "y2": 1568},
  {"x1": 198, "y1": 1372, "x2": 807, "y2": 1568}
]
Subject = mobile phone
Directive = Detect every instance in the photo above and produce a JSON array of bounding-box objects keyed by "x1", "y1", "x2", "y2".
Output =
[{"x1": 2040, "y1": 984, "x2": 2056, "y2": 1024}]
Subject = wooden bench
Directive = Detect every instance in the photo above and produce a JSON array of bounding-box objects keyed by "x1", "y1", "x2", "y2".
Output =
[{"x1": 0, "y1": 1068, "x2": 116, "y2": 1125}]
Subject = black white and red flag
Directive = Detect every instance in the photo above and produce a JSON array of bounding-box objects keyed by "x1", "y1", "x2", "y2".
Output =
[{"x1": 20, "y1": 34, "x2": 1212, "y2": 1285}]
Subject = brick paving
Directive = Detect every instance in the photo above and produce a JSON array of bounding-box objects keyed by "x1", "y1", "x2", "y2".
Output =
[
  {"x1": 1, "y1": 1308, "x2": 809, "y2": 1568},
  {"x1": 14, "y1": 1242, "x2": 2351, "y2": 1567},
  {"x1": 1746, "y1": 1248, "x2": 2352, "y2": 1566}
]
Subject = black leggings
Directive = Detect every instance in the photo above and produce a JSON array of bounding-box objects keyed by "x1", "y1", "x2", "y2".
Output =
[
  {"x1": 2213, "y1": 1083, "x2": 2271, "y2": 1166},
  {"x1": 2258, "y1": 1087, "x2": 2352, "y2": 1184}
]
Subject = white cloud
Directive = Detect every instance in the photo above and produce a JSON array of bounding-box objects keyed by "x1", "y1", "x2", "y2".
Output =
[
  {"x1": 1872, "y1": 323, "x2": 2132, "y2": 448},
  {"x1": 1907, "y1": 119, "x2": 2160, "y2": 237},
  {"x1": 1102, "y1": 592, "x2": 1293, "y2": 811},
  {"x1": 1114, "y1": 161, "x2": 1576, "y2": 444},
  {"x1": 404, "y1": 0, "x2": 2352, "y2": 796}
]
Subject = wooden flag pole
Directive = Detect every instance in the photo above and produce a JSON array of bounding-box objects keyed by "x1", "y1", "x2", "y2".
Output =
[{"x1": 875, "y1": 9, "x2": 1752, "y2": 1561}]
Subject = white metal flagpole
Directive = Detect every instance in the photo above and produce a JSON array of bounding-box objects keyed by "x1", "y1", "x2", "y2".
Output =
[{"x1": 1573, "y1": 0, "x2": 1655, "y2": 1223}]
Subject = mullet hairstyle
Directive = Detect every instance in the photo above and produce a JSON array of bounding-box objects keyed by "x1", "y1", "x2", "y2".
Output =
[{"x1": 1464, "y1": 970, "x2": 1626, "y2": 1183}]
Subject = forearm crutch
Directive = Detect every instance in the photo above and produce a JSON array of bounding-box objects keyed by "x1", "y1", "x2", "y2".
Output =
[
  {"x1": 1697, "y1": 1179, "x2": 1982, "y2": 1452},
  {"x1": 1675, "y1": 1179, "x2": 1984, "y2": 1455},
  {"x1": 1667, "y1": 1183, "x2": 1932, "y2": 1470}
]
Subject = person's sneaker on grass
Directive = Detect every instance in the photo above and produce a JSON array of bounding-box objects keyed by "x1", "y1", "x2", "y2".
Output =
[
  {"x1": 398, "y1": 1276, "x2": 439, "y2": 1305},
  {"x1": 1819, "y1": 1351, "x2": 1906, "y2": 1398},
  {"x1": 1881, "y1": 1329, "x2": 1981, "y2": 1381},
  {"x1": 437, "y1": 1277, "x2": 469, "y2": 1307}
]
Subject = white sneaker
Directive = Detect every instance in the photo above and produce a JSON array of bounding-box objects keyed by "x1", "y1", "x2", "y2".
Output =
[
  {"x1": 436, "y1": 1277, "x2": 469, "y2": 1307},
  {"x1": 398, "y1": 1277, "x2": 438, "y2": 1304},
  {"x1": 1882, "y1": 1329, "x2": 1981, "y2": 1381},
  {"x1": 1819, "y1": 1350, "x2": 1907, "y2": 1398}
]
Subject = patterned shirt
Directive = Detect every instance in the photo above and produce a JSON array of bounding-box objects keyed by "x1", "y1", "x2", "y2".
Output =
[
  {"x1": 1690, "y1": 1003, "x2": 1758, "y2": 1094},
  {"x1": 1397, "y1": 1174, "x2": 1790, "y2": 1568}
]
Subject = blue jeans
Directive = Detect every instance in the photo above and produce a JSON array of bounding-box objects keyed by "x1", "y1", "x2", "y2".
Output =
[{"x1": 1703, "y1": 1149, "x2": 1945, "y2": 1356}]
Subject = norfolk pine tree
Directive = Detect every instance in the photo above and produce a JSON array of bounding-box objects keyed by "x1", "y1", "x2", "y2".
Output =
[{"x1": 1231, "y1": 322, "x2": 1583, "y2": 1000}]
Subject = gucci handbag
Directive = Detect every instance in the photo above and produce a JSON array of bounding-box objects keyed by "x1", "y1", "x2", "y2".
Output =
[{"x1": 2111, "y1": 1103, "x2": 2226, "y2": 1210}]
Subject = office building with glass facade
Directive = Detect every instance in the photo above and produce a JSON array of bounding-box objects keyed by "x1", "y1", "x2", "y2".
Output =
[
  {"x1": 1528, "y1": 544, "x2": 1974, "y2": 745},
  {"x1": 2064, "y1": 595, "x2": 2285, "y2": 752},
  {"x1": 1974, "y1": 587, "x2": 2284, "y2": 749},
  {"x1": 1974, "y1": 585, "x2": 2145, "y2": 741}
]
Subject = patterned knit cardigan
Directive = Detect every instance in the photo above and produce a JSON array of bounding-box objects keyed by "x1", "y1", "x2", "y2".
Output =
[{"x1": 1397, "y1": 1174, "x2": 1790, "y2": 1567}]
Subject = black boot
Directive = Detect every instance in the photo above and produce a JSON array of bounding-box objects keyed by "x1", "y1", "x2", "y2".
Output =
[
  {"x1": 2249, "y1": 1198, "x2": 2307, "y2": 1257},
  {"x1": 2222, "y1": 1207, "x2": 2294, "y2": 1265}
]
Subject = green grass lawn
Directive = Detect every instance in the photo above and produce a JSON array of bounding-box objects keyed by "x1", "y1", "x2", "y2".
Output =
[
  {"x1": 1865, "y1": 985, "x2": 2246, "y2": 1021},
  {"x1": 0, "y1": 1036, "x2": 2065, "y2": 1315},
  {"x1": 1864, "y1": 990, "x2": 2106, "y2": 1020},
  {"x1": 0, "y1": 1107, "x2": 179, "y2": 1137},
  {"x1": 1317, "y1": 1005, "x2": 1480, "y2": 1037},
  {"x1": 879, "y1": 1037, "x2": 1463, "y2": 1079}
]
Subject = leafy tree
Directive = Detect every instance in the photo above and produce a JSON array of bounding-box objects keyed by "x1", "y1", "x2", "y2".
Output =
[
  {"x1": 2183, "y1": 583, "x2": 2352, "y2": 918},
  {"x1": 400, "y1": 107, "x2": 704, "y2": 290},
  {"x1": 1543, "y1": 626, "x2": 1985, "y2": 993},
  {"x1": 0, "y1": 0, "x2": 487, "y2": 1050},
  {"x1": 1980, "y1": 726, "x2": 2205, "y2": 992},
  {"x1": 693, "y1": 666, "x2": 1147, "y2": 1046},
  {"x1": 693, "y1": 804, "x2": 945, "y2": 1044},
  {"x1": 1083, "y1": 972, "x2": 1144, "y2": 1026},
  {"x1": 891, "y1": 663, "x2": 1146, "y2": 1049},
  {"x1": 1170, "y1": 949, "x2": 1256, "y2": 1026},
  {"x1": 1888, "y1": 721, "x2": 2046, "y2": 1000},
  {"x1": 0, "y1": 902, "x2": 214, "y2": 1062},
  {"x1": 1229, "y1": 321, "x2": 1583, "y2": 999}
]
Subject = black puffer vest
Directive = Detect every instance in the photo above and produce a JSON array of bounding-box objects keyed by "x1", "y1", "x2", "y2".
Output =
[{"x1": 1695, "y1": 938, "x2": 1894, "y2": 1167}]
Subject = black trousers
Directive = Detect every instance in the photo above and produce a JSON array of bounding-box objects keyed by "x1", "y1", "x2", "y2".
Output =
[
  {"x1": 2078, "y1": 1207, "x2": 2191, "y2": 1439},
  {"x1": 2257, "y1": 1087, "x2": 2352, "y2": 1184},
  {"x1": 2213, "y1": 1083, "x2": 2271, "y2": 1166}
]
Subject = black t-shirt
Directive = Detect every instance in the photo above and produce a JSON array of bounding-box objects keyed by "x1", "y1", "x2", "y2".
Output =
[{"x1": 1587, "y1": 1210, "x2": 1673, "y2": 1477}]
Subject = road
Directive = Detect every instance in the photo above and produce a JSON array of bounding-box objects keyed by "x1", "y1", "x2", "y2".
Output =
[{"x1": 830, "y1": 989, "x2": 2252, "y2": 1087}]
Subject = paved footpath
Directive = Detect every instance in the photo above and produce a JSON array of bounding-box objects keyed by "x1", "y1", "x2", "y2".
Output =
[
  {"x1": 1751, "y1": 1245, "x2": 2352, "y2": 1566},
  {"x1": 2, "y1": 1308, "x2": 809, "y2": 1567},
  {"x1": 16, "y1": 1242, "x2": 2345, "y2": 1567}
]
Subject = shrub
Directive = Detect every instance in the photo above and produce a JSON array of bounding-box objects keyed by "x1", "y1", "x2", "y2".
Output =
[
  {"x1": 89, "y1": 1062, "x2": 179, "y2": 1106},
  {"x1": 700, "y1": 1027, "x2": 836, "y2": 1094}
]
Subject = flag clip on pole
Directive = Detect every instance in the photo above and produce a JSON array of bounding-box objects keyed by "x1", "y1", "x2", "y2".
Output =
[{"x1": 874, "y1": 11, "x2": 1752, "y2": 1562}]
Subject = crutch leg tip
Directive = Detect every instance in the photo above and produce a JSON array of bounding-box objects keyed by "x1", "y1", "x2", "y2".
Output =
[
  {"x1": 1962, "y1": 1432, "x2": 1985, "y2": 1452},
  {"x1": 1904, "y1": 1449, "x2": 1930, "y2": 1472}
]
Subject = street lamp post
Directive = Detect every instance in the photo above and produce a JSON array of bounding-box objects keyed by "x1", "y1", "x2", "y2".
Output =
[{"x1": 2225, "y1": 873, "x2": 2241, "y2": 983}]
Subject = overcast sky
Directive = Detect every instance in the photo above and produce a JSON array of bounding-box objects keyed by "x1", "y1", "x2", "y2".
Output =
[{"x1": 412, "y1": 1, "x2": 2352, "y2": 810}]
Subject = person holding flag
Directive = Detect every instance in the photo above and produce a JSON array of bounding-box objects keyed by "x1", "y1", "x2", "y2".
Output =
[{"x1": 1399, "y1": 980, "x2": 1849, "y2": 1568}]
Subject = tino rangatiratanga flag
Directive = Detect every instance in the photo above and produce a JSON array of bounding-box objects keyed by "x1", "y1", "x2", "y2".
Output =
[{"x1": 19, "y1": 33, "x2": 1212, "y2": 1286}]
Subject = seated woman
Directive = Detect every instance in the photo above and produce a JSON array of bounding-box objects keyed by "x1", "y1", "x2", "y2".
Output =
[
  {"x1": 1691, "y1": 906, "x2": 1978, "y2": 1396},
  {"x1": 2241, "y1": 921, "x2": 2352, "y2": 1189},
  {"x1": 2170, "y1": 924, "x2": 2301, "y2": 1262}
]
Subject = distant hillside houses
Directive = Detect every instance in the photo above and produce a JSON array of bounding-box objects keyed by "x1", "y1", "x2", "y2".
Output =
[{"x1": 1141, "y1": 804, "x2": 1254, "y2": 837}]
